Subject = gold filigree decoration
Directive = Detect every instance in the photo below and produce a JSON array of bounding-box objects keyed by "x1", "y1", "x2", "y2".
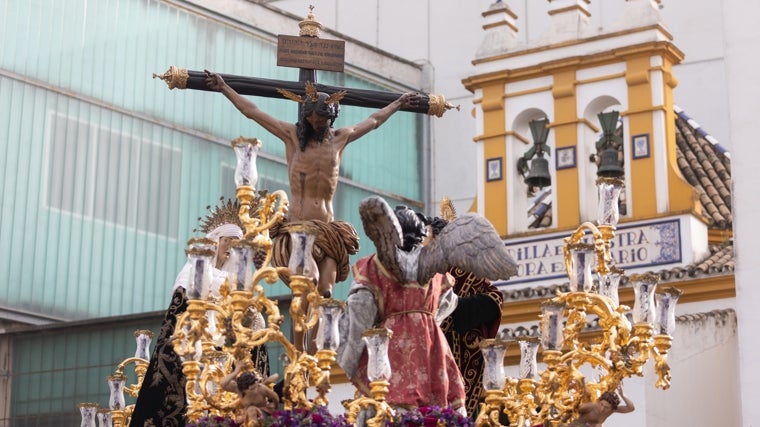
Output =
[
  {"x1": 427, "y1": 94, "x2": 458, "y2": 117},
  {"x1": 440, "y1": 196, "x2": 457, "y2": 221},
  {"x1": 276, "y1": 81, "x2": 346, "y2": 105},
  {"x1": 195, "y1": 198, "x2": 243, "y2": 235},
  {"x1": 326, "y1": 89, "x2": 347, "y2": 105},
  {"x1": 152, "y1": 66, "x2": 189, "y2": 90},
  {"x1": 276, "y1": 87, "x2": 305, "y2": 104},
  {"x1": 298, "y1": 5, "x2": 323, "y2": 38}
]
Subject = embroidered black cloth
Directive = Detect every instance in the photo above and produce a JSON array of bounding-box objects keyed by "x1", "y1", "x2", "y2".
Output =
[
  {"x1": 130, "y1": 288, "x2": 270, "y2": 426},
  {"x1": 441, "y1": 267, "x2": 503, "y2": 417}
]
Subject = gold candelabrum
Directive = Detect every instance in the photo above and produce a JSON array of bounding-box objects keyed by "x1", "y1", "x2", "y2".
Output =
[
  {"x1": 169, "y1": 137, "x2": 344, "y2": 422},
  {"x1": 343, "y1": 328, "x2": 396, "y2": 427},
  {"x1": 84, "y1": 137, "x2": 377, "y2": 426},
  {"x1": 475, "y1": 177, "x2": 682, "y2": 427},
  {"x1": 75, "y1": 329, "x2": 153, "y2": 427}
]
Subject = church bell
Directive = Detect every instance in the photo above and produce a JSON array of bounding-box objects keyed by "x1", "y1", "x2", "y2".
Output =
[
  {"x1": 596, "y1": 146, "x2": 624, "y2": 178},
  {"x1": 525, "y1": 155, "x2": 551, "y2": 188}
]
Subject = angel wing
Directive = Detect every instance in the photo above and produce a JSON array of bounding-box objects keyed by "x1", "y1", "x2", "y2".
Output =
[
  {"x1": 418, "y1": 213, "x2": 518, "y2": 285},
  {"x1": 358, "y1": 196, "x2": 404, "y2": 281}
]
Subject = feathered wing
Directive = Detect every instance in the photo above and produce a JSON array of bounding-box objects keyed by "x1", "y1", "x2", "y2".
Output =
[
  {"x1": 418, "y1": 213, "x2": 518, "y2": 284},
  {"x1": 359, "y1": 196, "x2": 404, "y2": 281}
]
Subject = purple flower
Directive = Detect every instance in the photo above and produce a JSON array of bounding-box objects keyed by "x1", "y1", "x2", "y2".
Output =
[
  {"x1": 387, "y1": 405, "x2": 472, "y2": 427},
  {"x1": 258, "y1": 405, "x2": 351, "y2": 427}
]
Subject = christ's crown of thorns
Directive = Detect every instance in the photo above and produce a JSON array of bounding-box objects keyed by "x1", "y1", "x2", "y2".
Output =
[{"x1": 276, "y1": 81, "x2": 346, "y2": 104}]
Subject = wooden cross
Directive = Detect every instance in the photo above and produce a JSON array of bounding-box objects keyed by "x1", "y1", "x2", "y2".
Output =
[{"x1": 153, "y1": 7, "x2": 455, "y2": 117}]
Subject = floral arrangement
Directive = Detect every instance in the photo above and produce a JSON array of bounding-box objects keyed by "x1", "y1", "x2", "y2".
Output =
[
  {"x1": 187, "y1": 405, "x2": 473, "y2": 427},
  {"x1": 260, "y1": 405, "x2": 352, "y2": 427},
  {"x1": 185, "y1": 415, "x2": 241, "y2": 427},
  {"x1": 387, "y1": 406, "x2": 473, "y2": 427}
]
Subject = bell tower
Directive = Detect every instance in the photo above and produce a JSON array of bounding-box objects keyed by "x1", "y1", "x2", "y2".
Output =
[{"x1": 463, "y1": 0, "x2": 698, "y2": 237}]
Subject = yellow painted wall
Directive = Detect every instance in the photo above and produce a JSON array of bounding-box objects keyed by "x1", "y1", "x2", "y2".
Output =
[
  {"x1": 466, "y1": 40, "x2": 697, "y2": 235},
  {"x1": 552, "y1": 69, "x2": 581, "y2": 228},
  {"x1": 480, "y1": 83, "x2": 509, "y2": 235},
  {"x1": 625, "y1": 55, "x2": 658, "y2": 217}
]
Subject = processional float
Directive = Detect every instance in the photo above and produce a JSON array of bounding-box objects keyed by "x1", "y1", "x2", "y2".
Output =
[
  {"x1": 78, "y1": 5, "x2": 680, "y2": 425},
  {"x1": 80, "y1": 132, "x2": 681, "y2": 427}
]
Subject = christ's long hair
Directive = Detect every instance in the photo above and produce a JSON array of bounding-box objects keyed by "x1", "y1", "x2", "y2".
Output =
[{"x1": 295, "y1": 92, "x2": 340, "y2": 151}]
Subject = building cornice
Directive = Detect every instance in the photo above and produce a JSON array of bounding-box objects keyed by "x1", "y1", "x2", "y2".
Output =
[{"x1": 463, "y1": 40, "x2": 684, "y2": 91}]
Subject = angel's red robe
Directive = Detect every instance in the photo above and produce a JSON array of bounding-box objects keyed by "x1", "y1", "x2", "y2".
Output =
[{"x1": 341, "y1": 254, "x2": 466, "y2": 410}]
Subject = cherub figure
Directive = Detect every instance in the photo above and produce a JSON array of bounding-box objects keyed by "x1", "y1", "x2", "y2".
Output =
[
  {"x1": 221, "y1": 362, "x2": 280, "y2": 426},
  {"x1": 566, "y1": 383, "x2": 634, "y2": 427}
]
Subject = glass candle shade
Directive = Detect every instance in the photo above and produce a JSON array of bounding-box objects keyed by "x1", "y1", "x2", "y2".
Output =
[
  {"x1": 568, "y1": 243, "x2": 595, "y2": 292},
  {"x1": 185, "y1": 238, "x2": 217, "y2": 300},
  {"x1": 315, "y1": 299, "x2": 344, "y2": 351},
  {"x1": 97, "y1": 409, "x2": 113, "y2": 427},
  {"x1": 598, "y1": 267, "x2": 623, "y2": 307},
  {"x1": 362, "y1": 328, "x2": 393, "y2": 382},
  {"x1": 540, "y1": 301, "x2": 565, "y2": 351},
  {"x1": 480, "y1": 339, "x2": 508, "y2": 391},
  {"x1": 655, "y1": 287, "x2": 683, "y2": 335},
  {"x1": 107, "y1": 374, "x2": 126, "y2": 410},
  {"x1": 517, "y1": 336, "x2": 541, "y2": 379},
  {"x1": 631, "y1": 273, "x2": 659, "y2": 324},
  {"x1": 134, "y1": 330, "x2": 154, "y2": 359},
  {"x1": 225, "y1": 239, "x2": 254, "y2": 291},
  {"x1": 78, "y1": 403, "x2": 98, "y2": 427},
  {"x1": 206, "y1": 310, "x2": 224, "y2": 348},
  {"x1": 231, "y1": 137, "x2": 261, "y2": 188},
  {"x1": 288, "y1": 226, "x2": 317, "y2": 278},
  {"x1": 596, "y1": 177, "x2": 624, "y2": 226}
]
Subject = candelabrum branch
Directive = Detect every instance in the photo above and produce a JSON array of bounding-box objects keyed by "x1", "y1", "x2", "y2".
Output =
[
  {"x1": 113, "y1": 357, "x2": 149, "y2": 397},
  {"x1": 345, "y1": 381, "x2": 396, "y2": 427},
  {"x1": 651, "y1": 334, "x2": 673, "y2": 389},
  {"x1": 199, "y1": 351, "x2": 239, "y2": 413},
  {"x1": 474, "y1": 390, "x2": 507, "y2": 427},
  {"x1": 563, "y1": 222, "x2": 615, "y2": 276}
]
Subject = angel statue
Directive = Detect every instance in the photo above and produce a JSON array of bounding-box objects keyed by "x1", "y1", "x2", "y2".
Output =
[{"x1": 337, "y1": 196, "x2": 518, "y2": 416}]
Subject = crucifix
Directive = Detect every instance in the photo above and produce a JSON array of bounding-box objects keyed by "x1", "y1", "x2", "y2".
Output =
[
  {"x1": 153, "y1": 6, "x2": 455, "y2": 117},
  {"x1": 153, "y1": 6, "x2": 454, "y2": 352}
]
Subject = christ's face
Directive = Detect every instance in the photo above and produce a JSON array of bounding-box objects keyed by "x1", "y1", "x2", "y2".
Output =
[{"x1": 306, "y1": 110, "x2": 329, "y2": 132}]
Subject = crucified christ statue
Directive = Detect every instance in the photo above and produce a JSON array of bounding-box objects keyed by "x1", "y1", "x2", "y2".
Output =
[{"x1": 205, "y1": 70, "x2": 420, "y2": 349}]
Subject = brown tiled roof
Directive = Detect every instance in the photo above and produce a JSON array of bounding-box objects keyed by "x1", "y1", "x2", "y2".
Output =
[
  {"x1": 674, "y1": 106, "x2": 732, "y2": 229},
  {"x1": 655, "y1": 242, "x2": 734, "y2": 280}
]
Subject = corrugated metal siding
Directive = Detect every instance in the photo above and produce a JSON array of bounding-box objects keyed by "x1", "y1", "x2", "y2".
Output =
[
  {"x1": 1, "y1": 0, "x2": 424, "y2": 320},
  {"x1": 9, "y1": 317, "x2": 160, "y2": 425},
  {"x1": 0, "y1": 77, "x2": 242, "y2": 319},
  {"x1": 6, "y1": 308, "x2": 290, "y2": 425}
]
